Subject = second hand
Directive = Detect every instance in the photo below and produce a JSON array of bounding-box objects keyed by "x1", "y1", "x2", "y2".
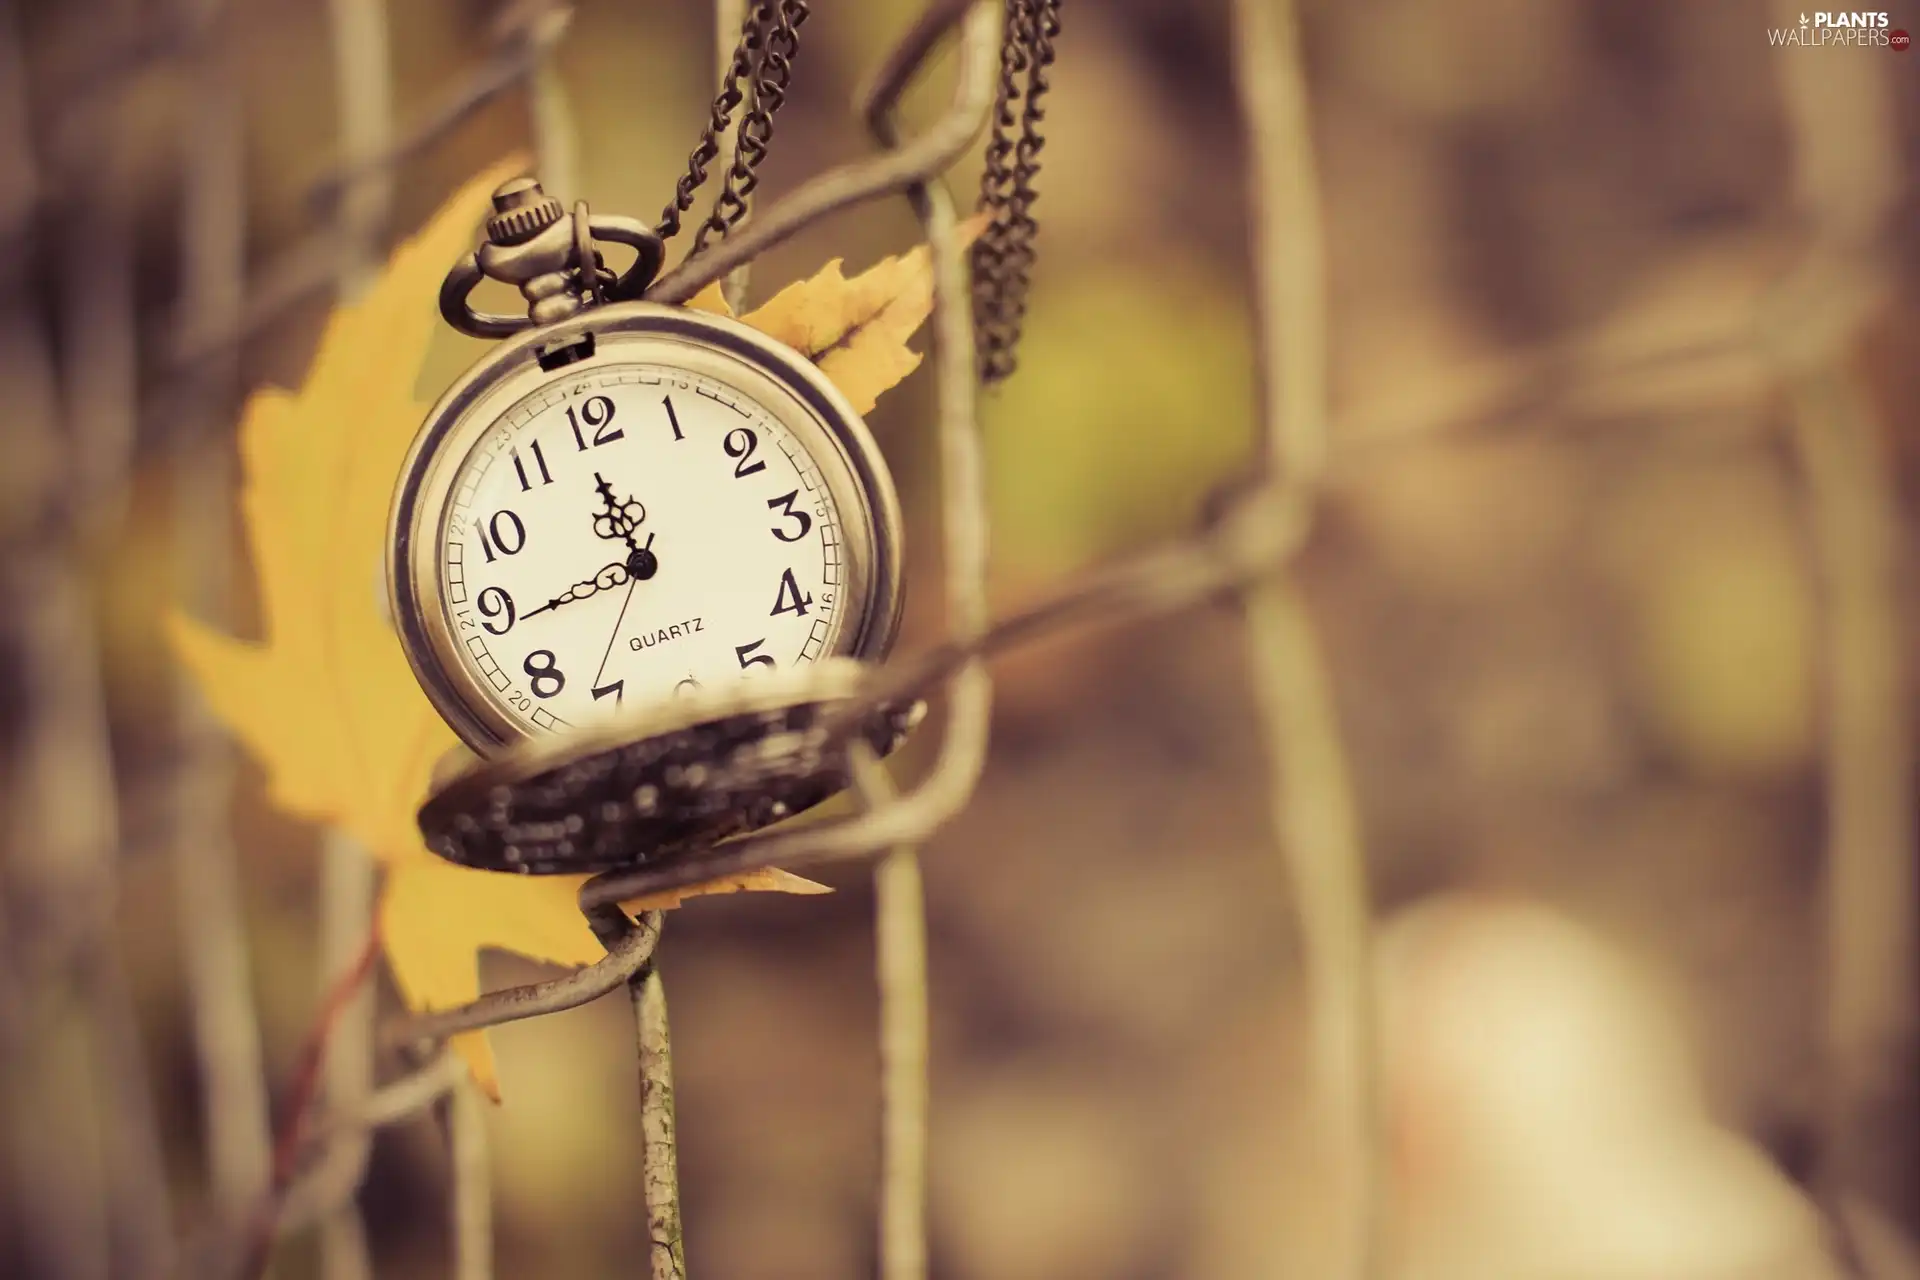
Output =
[{"x1": 592, "y1": 576, "x2": 640, "y2": 689}]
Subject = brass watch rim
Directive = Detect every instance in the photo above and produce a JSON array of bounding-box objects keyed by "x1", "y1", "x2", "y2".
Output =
[
  {"x1": 426, "y1": 658, "x2": 870, "y2": 799},
  {"x1": 389, "y1": 301, "x2": 906, "y2": 754}
]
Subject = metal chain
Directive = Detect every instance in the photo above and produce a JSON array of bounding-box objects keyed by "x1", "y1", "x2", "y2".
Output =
[
  {"x1": 696, "y1": 0, "x2": 809, "y2": 252},
  {"x1": 972, "y1": 0, "x2": 1061, "y2": 385},
  {"x1": 658, "y1": 0, "x2": 1059, "y2": 381},
  {"x1": 654, "y1": 0, "x2": 810, "y2": 249}
]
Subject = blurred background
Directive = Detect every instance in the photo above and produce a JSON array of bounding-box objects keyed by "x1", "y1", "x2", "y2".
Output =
[{"x1": 2, "y1": 0, "x2": 1917, "y2": 1277}]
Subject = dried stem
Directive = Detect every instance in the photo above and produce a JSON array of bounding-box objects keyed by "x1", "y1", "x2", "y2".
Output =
[
  {"x1": 234, "y1": 924, "x2": 380, "y2": 1280},
  {"x1": 1230, "y1": 2, "x2": 1382, "y2": 1279},
  {"x1": 854, "y1": 746, "x2": 929, "y2": 1280},
  {"x1": 160, "y1": 13, "x2": 543, "y2": 377},
  {"x1": 574, "y1": 495, "x2": 1307, "y2": 912},
  {"x1": 306, "y1": 4, "x2": 397, "y2": 1274},
  {"x1": 385, "y1": 906, "x2": 663, "y2": 1050},
  {"x1": 37, "y1": 24, "x2": 179, "y2": 1280},
  {"x1": 278, "y1": 1054, "x2": 463, "y2": 1236},
  {"x1": 1766, "y1": 10, "x2": 1915, "y2": 1251},
  {"x1": 447, "y1": 1078, "x2": 494, "y2": 1280},
  {"x1": 0, "y1": 113, "x2": 162, "y2": 1277},
  {"x1": 580, "y1": 907, "x2": 684, "y2": 1280},
  {"x1": 169, "y1": 0, "x2": 277, "y2": 1249},
  {"x1": 523, "y1": 1, "x2": 577, "y2": 200},
  {"x1": 635, "y1": 960, "x2": 685, "y2": 1280}
]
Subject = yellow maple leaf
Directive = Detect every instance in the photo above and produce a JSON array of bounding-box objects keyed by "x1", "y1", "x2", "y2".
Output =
[
  {"x1": 168, "y1": 161, "x2": 954, "y2": 1099},
  {"x1": 691, "y1": 212, "x2": 989, "y2": 413}
]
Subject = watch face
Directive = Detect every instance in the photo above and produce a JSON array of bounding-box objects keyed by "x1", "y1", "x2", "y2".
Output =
[{"x1": 437, "y1": 362, "x2": 848, "y2": 737}]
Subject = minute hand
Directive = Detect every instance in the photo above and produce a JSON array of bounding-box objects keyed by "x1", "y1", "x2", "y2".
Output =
[{"x1": 519, "y1": 560, "x2": 633, "y2": 620}]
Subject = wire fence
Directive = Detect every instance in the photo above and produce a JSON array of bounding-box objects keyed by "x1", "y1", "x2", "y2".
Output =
[{"x1": 0, "y1": 0, "x2": 1912, "y2": 1277}]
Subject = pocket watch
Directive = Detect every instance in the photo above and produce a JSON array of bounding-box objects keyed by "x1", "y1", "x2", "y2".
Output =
[{"x1": 389, "y1": 177, "x2": 904, "y2": 754}]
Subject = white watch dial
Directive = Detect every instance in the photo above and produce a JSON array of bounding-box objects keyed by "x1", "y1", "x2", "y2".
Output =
[{"x1": 437, "y1": 363, "x2": 845, "y2": 736}]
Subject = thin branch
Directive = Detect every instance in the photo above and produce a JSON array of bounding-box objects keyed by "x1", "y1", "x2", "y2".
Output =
[
  {"x1": 305, "y1": 39, "x2": 533, "y2": 213},
  {"x1": 577, "y1": 906, "x2": 684, "y2": 1280},
  {"x1": 278, "y1": 1053, "x2": 463, "y2": 1235},
  {"x1": 522, "y1": 1, "x2": 577, "y2": 200},
  {"x1": 573, "y1": 494, "x2": 1308, "y2": 912},
  {"x1": 1765, "y1": 0, "x2": 1916, "y2": 1252},
  {"x1": 855, "y1": 745, "x2": 929, "y2": 1280},
  {"x1": 382, "y1": 906, "x2": 663, "y2": 1050},
  {"x1": 307, "y1": 5, "x2": 397, "y2": 1273},
  {"x1": 447, "y1": 1078, "x2": 494, "y2": 1280},
  {"x1": 635, "y1": 958, "x2": 685, "y2": 1280},
  {"x1": 315, "y1": 1052, "x2": 463, "y2": 1148},
  {"x1": 158, "y1": 13, "x2": 543, "y2": 377},
  {"x1": 234, "y1": 925, "x2": 381, "y2": 1280},
  {"x1": 0, "y1": 36, "x2": 159, "y2": 1259},
  {"x1": 1229, "y1": 4, "x2": 1382, "y2": 1280},
  {"x1": 168, "y1": 0, "x2": 277, "y2": 1250}
]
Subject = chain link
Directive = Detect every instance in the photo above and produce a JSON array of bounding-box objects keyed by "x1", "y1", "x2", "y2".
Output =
[
  {"x1": 654, "y1": 0, "x2": 810, "y2": 250},
  {"x1": 972, "y1": 0, "x2": 1061, "y2": 385}
]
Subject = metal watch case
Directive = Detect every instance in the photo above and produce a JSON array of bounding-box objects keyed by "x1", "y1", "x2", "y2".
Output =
[{"x1": 388, "y1": 300, "x2": 906, "y2": 753}]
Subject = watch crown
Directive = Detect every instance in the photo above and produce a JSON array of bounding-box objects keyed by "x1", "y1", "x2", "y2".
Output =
[{"x1": 486, "y1": 177, "x2": 566, "y2": 246}]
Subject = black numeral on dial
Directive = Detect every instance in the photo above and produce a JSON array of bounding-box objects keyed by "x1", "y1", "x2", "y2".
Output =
[
  {"x1": 735, "y1": 639, "x2": 776, "y2": 669},
  {"x1": 566, "y1": 395, "x2": 622, "y2": 450},
  {"x1": 767, "y1": 490, "x2": 812, "y2": 542},
  {"x1": 663, "y1": 395, "x2": 685, "y2": 441},
  {"x1": 724, "y1": 427, "x2": 767, "y2": 478},
  {"x1": 474, "y1": 510, "x2": 525, "y2": 562},
  {"x1": 771, "y1": 568, "x2": 813, "y2": 618},
  {"x1": 477, "y1": 587, "x2": 516, "y2": 635},
  {"x1": 511, "y1": 440, "x2": 553, "y2": 490},
  {"x1": 591, "y1": 679, "x2": 625, "y2": 707},
  {"x1": 524, "y1": 650, "x2": 566, "y2": 698}
]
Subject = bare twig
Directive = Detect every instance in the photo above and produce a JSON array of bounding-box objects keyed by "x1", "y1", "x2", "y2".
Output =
[
  {"x1": 1229, "y1": 4, "x2": 1382, "y2": 1280},
  {"x1": 306, "y1": 40, "x2": 534, "y2": 213},
  {"x1": 234, "y1": 925, "x2": 381, "y2": 1280},
  {"x1": 169, "y1": 0, "x2": 275, "y2": 1249},
  {"x1": 1766, "y1": 1, "x2": 1916, "y2": 1253},
  {"x1": 574, "y1": 494, "x2": 1307, "y2": 911},
  {"x1": 303, "y1": 5, "x2": 397, "y2": 1274},
  {"x1": 578, "y1": 906, "x2": 684, "y2": 1280},
  {"x1": 383, "y1": 907, "x2": 663, "y2": 1050},
  {"x1": 159, "y1": 10, "x2": 545, "y2": 377},
  {"x1": 0, "y1": 42, "x2": 176, "y2": 1259},
  {"x1": 36, "y1": 24, "x2": 180, "y2": 1280},
  {"x1": 447, "y1": 1078, "x2": 494, "y2": 1280},
  {"x1": 314, "y1": 1051, "x2": 463, "y2": 1147},
  {"x1": 278, "y1": 1053, "x2": 463, "y2": 1236},
  {"x1": 855, "y1": 746, "x2": 929, "y2": 1280},
  {"x1": 521, "y1": 0, "x2": 577, "y2": 200},
  {"x1": 635, "y1": 958, "x2": 685, "y2": 1280}
]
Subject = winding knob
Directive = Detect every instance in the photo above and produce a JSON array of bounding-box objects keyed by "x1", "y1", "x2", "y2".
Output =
[{"x1": 486, "y1": 177, "x2": 566, "y2": 246}]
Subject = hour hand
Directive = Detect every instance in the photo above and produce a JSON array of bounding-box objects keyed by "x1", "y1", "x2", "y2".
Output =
[{"x1": 592, "y1": 472, "x2": 647, "y2": 555}]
